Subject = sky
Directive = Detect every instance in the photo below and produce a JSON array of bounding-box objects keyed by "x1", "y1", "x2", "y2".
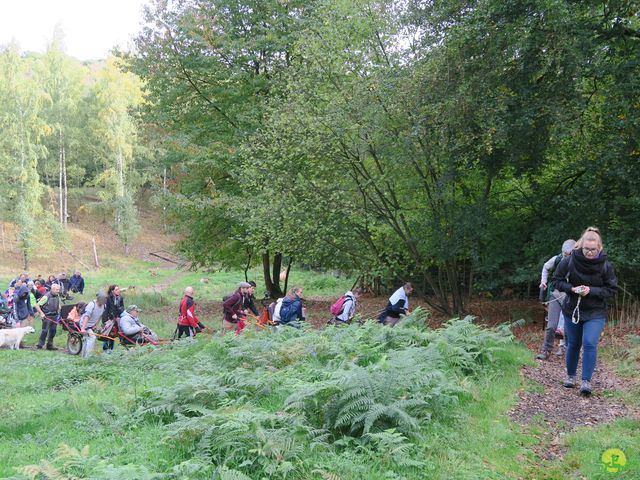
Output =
[{"x1": 0, "y1": 0, "x2": 149, "y2": 60}]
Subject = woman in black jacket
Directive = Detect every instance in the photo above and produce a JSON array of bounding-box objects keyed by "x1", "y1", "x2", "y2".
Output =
[
  {"x1": 552, "y1": 227, "x2": 617, "y2": 395},
  {"x1": 102, "y1": 284, "x2": 124, "y2": 353}
]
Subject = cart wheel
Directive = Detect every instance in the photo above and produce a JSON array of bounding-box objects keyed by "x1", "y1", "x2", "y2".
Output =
[{"x1": 67, "y1": 334, "x2": 83, "y2": 355}]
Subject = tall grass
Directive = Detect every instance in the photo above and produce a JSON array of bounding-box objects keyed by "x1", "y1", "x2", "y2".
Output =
[{"x1": 1, "y1": 311, "x2": 534, "y2": 479}]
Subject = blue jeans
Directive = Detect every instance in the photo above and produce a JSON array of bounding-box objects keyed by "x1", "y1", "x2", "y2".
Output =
[{"x1": 564, "y1": 316, "x2": 605, "y2": 381}]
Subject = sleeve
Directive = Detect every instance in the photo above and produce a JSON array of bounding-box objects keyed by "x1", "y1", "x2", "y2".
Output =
[
  {"x1": 79, "y1": 278, "x2": 85, "y2": 293},
  {"x1": 248, "y1": 297, "x2": 259, "y2": 316},
  {"x1": 37, "y1": 295, "x2": 49, "y2": 307},
  {"x1": 388, "y1": 298, "x2": 407, "y2": 314},
  {"x1": 588, "y1": 262, "x2": 618, "y2": 299},
  {"x1": 81, "y1": 301, "x2": 95, "y2": 323},
  {"x1": 551, "y1": 257, "x2": 573, "y2": 294},
  {"x1": 186, "y1": 298, "x2": 198, "y2": 327},
  {"x1": 540, "y1": 256, "x2": 556, "y2": 284},
  {"x1": 223, "y1": 293, "x2": 240, "y2": 316}
]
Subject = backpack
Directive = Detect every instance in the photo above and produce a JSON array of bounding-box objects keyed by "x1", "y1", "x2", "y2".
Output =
[
  {"x1": 542, "y1": 254, "x2": 564, "y2": 301},
  {"x1": 330, "y1": 295, "x2": 352, "y2": 316}
]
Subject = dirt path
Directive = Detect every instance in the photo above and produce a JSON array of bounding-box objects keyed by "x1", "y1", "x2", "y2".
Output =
[{"x1": 509, "y1": 342, "x2": 636, "y2": 460}]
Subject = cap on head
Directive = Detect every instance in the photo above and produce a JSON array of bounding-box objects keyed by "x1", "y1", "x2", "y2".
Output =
[
  {"x1": 248, "y1": 281, "x2": 256, "y2": 288},
  {"x1": 96, "y1": 291, "x2": 108, "y2": 302},
  {"x1": 126, "y1": 304, "x2": 141, "y2": 313},
  {"x1": 239, "y1": 281, "x2": 251, "y2": 288}
]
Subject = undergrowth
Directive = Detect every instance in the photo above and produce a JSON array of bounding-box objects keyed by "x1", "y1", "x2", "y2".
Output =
[{"x1": 4, "y1": 309, "x2": 528, "y2": 479}]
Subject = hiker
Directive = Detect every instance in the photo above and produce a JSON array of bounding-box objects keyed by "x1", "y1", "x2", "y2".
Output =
[
  {"x1": 269, "y1": 297, "x2": 285, "y2": 324},
  {"x1": 9, "y1": 273, "x2": 29, "y2": 288},
  {"x1": 34, "y1": 284, "x2": 63, "y2": 350},
  {"x1": 243, "y1": 281, "x2": 259, "y2": 316},
  {"x1": 45, "y1": 275, "x2": 56, "y2": 290},
  {"x1": 57, "y1": 273, "x2": 70, "y2": 299},
  {"x1": 552, "y1": 227, "x2": 617, "y2": 395},
  {"x1": 378, "y1": 282, "x2": 413, "y2": 327},
  {"x1": 33, "y1": 280, "x2": 46, "y2": 299},
  {"x1": 222, "y1": 282, "x2": 251, "y2": 334},
  {"x1": 13, "y1": 282, "x2": 33, "y2": 328},
  {"x1": 330, "y1": 288, "x2": 363, "y2": 325},
  {"x1": 79, "y1": 292, "x2": 108, "y2": 359},
  {"x1": 119, "y1": 305, "x2": 158, "y2": 344},
  {"x1": 536, "y1": 239, "x2": 576, "y2": 360},
  {"x1": 102, "y1": 285, "x2": 124, "y2": 353},
  {"x1": 178, "y1": 286, "x2": 204, "y2": 338},
  {"x1": 278, "y1": 287, "x2": 305, "y2": 327},
  {"x1": 66, "y1": 302, "x2": 86, "y2": 327},
  {"x1": 68, "y1": 271, "x2": 85, "y2": 294}
]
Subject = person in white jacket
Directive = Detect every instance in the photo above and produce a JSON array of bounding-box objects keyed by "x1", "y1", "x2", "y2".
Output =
[
  {"x1": 536, "y1": 239, "x2": 576, "y2": 360},
  {"x1": 378, "y1": 283, "x2": 413, "y2": 327},
  {"x1": 332, "y1": 288, "x2": 363, "y2": 324},
  {"x1": 119, "y1": 305, "x2": 158, "y2": 344}
]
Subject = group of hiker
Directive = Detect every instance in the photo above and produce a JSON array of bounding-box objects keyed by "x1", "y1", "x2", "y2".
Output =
[
  {"x1": 536, "y1": 226, "x2": 618, "y2": 396},
  {"x1": 0, "y1": 271, "x2": 85, "y2": 331},
  {"x1": 1, "y1": 224, "x2": 616, "y2": 396}
]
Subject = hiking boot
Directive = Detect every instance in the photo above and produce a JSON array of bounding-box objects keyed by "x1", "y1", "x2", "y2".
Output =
[
  {"x1": 536, "y1": 351, "x2": 550, "y2": 360},
  {"x1": 554, "y1": 345, "x2": 566, "y2": 356},
  {"x1": 45, "y1": 345, "x2": 58, "y2": 351},
  {"x1": 580, "y1": 380, "x2": 592, "y2": 395},
  {"x1": 563, "y1": 375, "x2": 576, "y2": 388},
  {"x1": 36, "y1": 344, "x2": 43, "y2": 349}
]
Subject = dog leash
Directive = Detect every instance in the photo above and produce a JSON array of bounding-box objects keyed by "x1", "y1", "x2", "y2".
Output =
[{"x1": 571, "y1": 296, "x2": 582, "y2": 324}]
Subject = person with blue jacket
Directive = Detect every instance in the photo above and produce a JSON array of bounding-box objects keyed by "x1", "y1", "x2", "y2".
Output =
[
  {"x1": 278, "y1": 287, "x2": 305, "y2": 327},
  {"x1": 378, "y1": 283, "x2": 413, "y2": 326},
  {"x1": 68, "y1": 271, "x2": 85, "y2": 294}
]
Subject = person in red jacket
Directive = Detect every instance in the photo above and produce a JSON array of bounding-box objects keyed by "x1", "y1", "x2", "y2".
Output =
[
  {"x1": 222, "y1": 282, "x2": 251, "y2": 334},
  {"x1": 177, "y1": 286, "x2": 203, "y2": 338}
]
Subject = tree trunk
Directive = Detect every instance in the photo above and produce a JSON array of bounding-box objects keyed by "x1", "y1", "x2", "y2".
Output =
[
  {"x1": 262, "y1": 251, "x2": 283, "y2": 298},
  {"x1": 115, "y1": 146, "x2": 124, "y2": 228},
  {"x1": 22, "y1": 249, "x2": 29, "y2": 271},
  {"x1": 92, "y1": 237, "x2": 100, "y2": 268},
  {"x1": 283, "y1": 257, "x2": 293, "y2": 294},
  {"x1": 162, "y1": 166, "x2": 167, "y2": 231},
  {"x1": 62, "y1": 137, "x2": 68, "y2": 226},
  {"x1": 243, "y1": 249, "x2": 252, "y2": 282},
  {"x1": 58, "y1": 129, "x2": 63, "y2": 224},
  {"x1": 272, "y1": 252, "x2": 282, "y2": 289}
]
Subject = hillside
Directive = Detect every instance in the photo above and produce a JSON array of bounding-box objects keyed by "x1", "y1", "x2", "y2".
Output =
[{"x1": 0, "y1": 191, "x2": 181, "y2": 279}]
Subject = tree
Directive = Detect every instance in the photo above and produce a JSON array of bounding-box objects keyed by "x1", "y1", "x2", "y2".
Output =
[
  {"x1": 125, "y1": 0, "x2": 319, "y2": 295},
  {"x1": 0, "y1": 45, "x2": 48, "y2": 268},
  {"x1": 38, "y1": 29, "x2": 86, "y2": 225},
  {"x1": 90, "y1": 57, "x2": 143, "y2": 255}
]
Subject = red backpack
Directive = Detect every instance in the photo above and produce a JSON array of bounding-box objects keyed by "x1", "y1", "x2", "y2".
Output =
[{"x1": 330, "y1": 295, "x2": 352, "y2": 316}]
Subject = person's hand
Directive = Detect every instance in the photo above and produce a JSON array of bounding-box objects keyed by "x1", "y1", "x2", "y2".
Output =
[
  {"x1": 232, "y1": 314, "x2": 237, "y2": 320},
  {"x1": 540, "y1": 282, "x2": 547, "y2": 290},
  {"x1": 572, "y1": 285, "x2": 590, "y2": 296}
]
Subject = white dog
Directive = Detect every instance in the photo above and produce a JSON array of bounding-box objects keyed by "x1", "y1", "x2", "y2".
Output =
[{"x1": 0, "y1": 326, "x2": 36, "y2": 350}]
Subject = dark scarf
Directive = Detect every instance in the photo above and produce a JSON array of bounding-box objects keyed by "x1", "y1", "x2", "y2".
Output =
[{"x1": 571, "y1": 248, "x2": 607, "y2": 275}]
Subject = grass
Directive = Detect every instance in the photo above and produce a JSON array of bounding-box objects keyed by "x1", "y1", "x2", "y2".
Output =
[
  {"x1": 3, "y1": 263, "x2": 355, "y2": 305},
  {"x1": 2, "y1": 267, "x2": 638, "y2": 479},
  {"x1": 0, "y1": 314, "x2": 537, "y2": 479}
]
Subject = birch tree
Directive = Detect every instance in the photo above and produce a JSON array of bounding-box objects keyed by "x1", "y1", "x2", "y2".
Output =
[
  {"x1": 0, "y1": 46, "x2": 48, "y2": 268},
  {"x1": 91, "y1": 57, "x2": 143, "y2": 255},
  {"x1": 39, "y1": 32, "x2": 85, "y2": 225}
]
